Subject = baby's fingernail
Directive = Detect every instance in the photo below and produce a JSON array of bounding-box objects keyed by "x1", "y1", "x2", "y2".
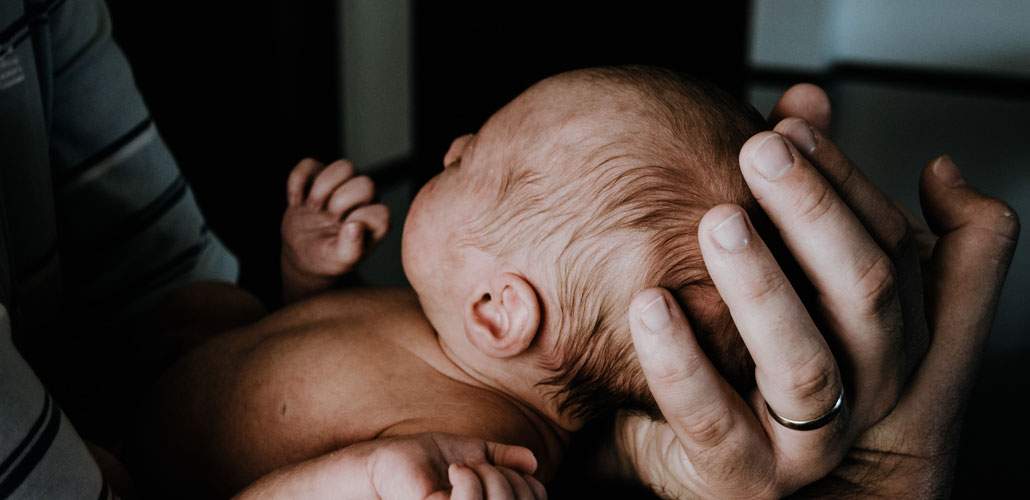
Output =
[
  {"x1": 638, "y1": 292, "x2": 670, "y2": 333},
  {"x1": 753, "y1": 134, "x2": 794, "y2": 180},
  {"x1": 345, "y1": 222, "x2": 362, "y2": 237},
  {"x1": 933, "y1": 155, "x2": 965, "y2": 187},
  {"x1": 711, "y1": 211, "x2": 750, "y2": 252}
]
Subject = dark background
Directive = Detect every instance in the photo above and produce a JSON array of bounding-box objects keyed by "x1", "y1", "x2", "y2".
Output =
[
  {"x1": 105, "y1": 1, "x2": 1023, "y2": 496},
  {"x1": 105, "y1": 1, "x2": 748, "y2": 306}
]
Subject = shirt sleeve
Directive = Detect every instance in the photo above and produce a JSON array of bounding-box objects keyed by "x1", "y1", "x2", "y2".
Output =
[
  {"x1": 0, "y1": 305, "x2": 110, "y2": 500},
  {"x1": 44, "y1": 0, "x2": 239, "y2": 322}
]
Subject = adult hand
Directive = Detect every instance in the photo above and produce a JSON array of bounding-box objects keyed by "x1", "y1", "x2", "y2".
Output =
[
  {"x1": 236, "y1": 433, "x2": 547, "y2": 500},
  {"x1": 617, "y1": 84, "x2": 1020, "y2": 498}
]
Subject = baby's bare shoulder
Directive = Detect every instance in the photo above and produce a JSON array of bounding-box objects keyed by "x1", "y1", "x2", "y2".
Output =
[{"x1": 378, "y1": 386, "x2": 549, "y2": 466}]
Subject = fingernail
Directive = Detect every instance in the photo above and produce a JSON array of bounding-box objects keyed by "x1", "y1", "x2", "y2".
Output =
[
  {"x1": 638, "y1": 293, "x2": 670, "y2": 333},
  {"x1": 784, "y1": 120, "x2": 817, "y2": 154},
  {"x1": 345, "y1": 222, "x2": 361, "y2": 237},
  {"x1": 753, "y1": 134, "x2": 794, "y2": 180},
  {"x1": 933, "y1": 155, "x2": 965, "y2": 187},
  {"x1": 711, "y1": 212, "x2": 750, "y2": 252}
]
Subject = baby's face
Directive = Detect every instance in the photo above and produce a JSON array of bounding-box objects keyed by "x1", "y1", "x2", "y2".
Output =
[
  {"x1": 401, "y1": 81, "x2": 635, "y2": 340},
  {"x1": 401, "y1": 119, "x2": 511, "y2": 337}
]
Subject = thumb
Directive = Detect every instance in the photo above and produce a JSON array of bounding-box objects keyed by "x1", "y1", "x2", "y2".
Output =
[{"x1": 913, "y1": 155, "x2": 1020, "y2": 423}]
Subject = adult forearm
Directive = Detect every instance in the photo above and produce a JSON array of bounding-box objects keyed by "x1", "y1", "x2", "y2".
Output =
[{"x1": 235, "y1": 448, "x2": 375, "y2": 500}]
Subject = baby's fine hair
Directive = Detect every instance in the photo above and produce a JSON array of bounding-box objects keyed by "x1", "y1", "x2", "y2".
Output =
[{"x1": 468, "y1": 65, "x2": 772, "y2": 420}]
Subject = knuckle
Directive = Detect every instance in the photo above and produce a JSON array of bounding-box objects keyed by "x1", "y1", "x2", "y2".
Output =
[
  {"x1": 649, "y1": 352, "x2": 706, "y2": 389},
  {"x1": 784, "y1": 351, "x2": 838, "y2": 403},
  {"x1": 679, "y1": 405, "x2": 735, "y2": 449},
  {"x1": 853, "y1": 252, "x2": 899, "y2": 317},
  {"x1": 744, "y1": 268, "x2": 789, "y2": 304},
  {"x1": 792, "y1": 181, "x2": 837, "y2": 225},
  {"x1": 978, "y1": 197, "x2": 1021, "y2": 245}
]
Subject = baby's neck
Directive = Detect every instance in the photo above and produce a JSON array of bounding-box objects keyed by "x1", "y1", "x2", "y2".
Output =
[{"x1": 425, "y1": 330, "x2": 575, "y2": 463}]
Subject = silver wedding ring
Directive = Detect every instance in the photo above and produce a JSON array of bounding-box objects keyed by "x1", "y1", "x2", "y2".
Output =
[{"x1": 766, "y1": 387, "x2": 845, "y2": 431}]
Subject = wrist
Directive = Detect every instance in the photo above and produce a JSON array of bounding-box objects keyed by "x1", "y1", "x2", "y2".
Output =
[
  {"x1": 235, "y1": 446, "x2": 374, "y2": 500},
  {"x1": 280, "y1": 251, "x2": 335, "y2": 304}
]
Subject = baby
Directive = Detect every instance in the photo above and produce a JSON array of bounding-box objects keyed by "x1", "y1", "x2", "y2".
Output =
[{"x1": 133, "y1": 65, "x2": 768, "y2": 497}]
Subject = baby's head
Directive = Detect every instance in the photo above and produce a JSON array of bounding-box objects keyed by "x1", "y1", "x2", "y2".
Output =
[{"x1": 402, "y1": 66, "x2": 768, "y2": 428}]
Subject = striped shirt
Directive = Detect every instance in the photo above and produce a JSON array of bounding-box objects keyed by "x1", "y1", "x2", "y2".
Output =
[{"x1": 1, "y1": 0, "x2": 239, "y2": 496}]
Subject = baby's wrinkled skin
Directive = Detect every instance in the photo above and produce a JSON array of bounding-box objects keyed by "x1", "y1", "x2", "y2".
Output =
[{"x1": 133, "y1": 76, "x2": 633, "y2": 497}]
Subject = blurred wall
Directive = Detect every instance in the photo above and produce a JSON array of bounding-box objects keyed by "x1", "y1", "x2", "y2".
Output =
[
  {"x1": 339, "y1": 0, "x2": 414, "y2": 286},
  {"x1": 750, "y1": 0, "x2": 1030, "y2": 75},
  {"x1": 748, "y1": 0, "x2": 1030, "y2": 494}
]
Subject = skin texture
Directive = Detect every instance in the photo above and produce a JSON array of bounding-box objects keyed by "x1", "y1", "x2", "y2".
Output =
[
  {"x1": 138, "y1": 81, "x2": 1017, "y2": 499},
  {"x1": 281, "y1": 158, "x2": 390, "y2": 303},
  {"x1": 234, "y1": 433, "x2": 545, "y2": 500},
  {"x1": 618, "y1": 84, "x2": 1020, "y2": 499},
  {"x1": 134, "y1": 156, "x2": 569, "y2": 499}
]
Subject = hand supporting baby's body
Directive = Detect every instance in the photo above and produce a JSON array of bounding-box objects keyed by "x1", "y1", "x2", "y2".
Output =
[
  {"x1": 130, "y1": 160, "x2": 557, "y2": 499},
  {"x1": 236, "y1": 432, "x2": 543, "y2": 499}
]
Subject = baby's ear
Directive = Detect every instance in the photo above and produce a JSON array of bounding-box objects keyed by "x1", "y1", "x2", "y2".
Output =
[
  {"x1": 463, "y1": 272, "x2": 541, "y2": 359},
  {"x1": 444, "y1": 134, "x2": 475, "y2": 167}
]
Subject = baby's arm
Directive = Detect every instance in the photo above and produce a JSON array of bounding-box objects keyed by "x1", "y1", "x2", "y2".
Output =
[
  {"x1": 236, "y1": 434, "x2": 545, "y2": 500},
  {"x1": 281, "y1": 158, "x2": 390, "y2": 303}
]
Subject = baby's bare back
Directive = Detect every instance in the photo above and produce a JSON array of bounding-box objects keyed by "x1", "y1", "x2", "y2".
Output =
[{"x1": 135, "y1": 287, "x2": 538, "y2": 496}]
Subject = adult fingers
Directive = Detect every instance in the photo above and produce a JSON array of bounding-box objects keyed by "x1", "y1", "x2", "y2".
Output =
[
  {"x1": 447, "y1": 464, "x2": 484, "y2": 500},
  {"x1": 914, "y1": 156, "x2": 1020, "y2": 424},
  {"x1": 767, "y1": 83, "x2": 831, "y2": 134},
  {"x1": 697, "y1": 206, "x2": 849, "y2": 481},
  {"x1": 628, "y1": 287, "x2": 775, "y2": 494},
  {"x1": 345, "y1": 204, "x2": 391, "y2": 242},
  {"x1": 484, "y1": 442, "x2": 537, "y2": 476},
  {"x1": 738, "y1": 132, "x2": 906, "y2": 426},
  {"x1": 286, "y1": 158, "x2": 323, "y2": 206},
  {"x1": 894, "y1": 200, "x2": 937, "y2": 265},
  {"x1": 774, "y1": 118, "x2": 911, "y2": 256},
  {"x1": 327, "y1": 175, "x2": 375, "y2": 218},
  {"x1": 307, "y1": 159, "x2": 355, "y2": 209},
  {"x1": 775, "y1": 118, "x2": 930, "y2": 388}
]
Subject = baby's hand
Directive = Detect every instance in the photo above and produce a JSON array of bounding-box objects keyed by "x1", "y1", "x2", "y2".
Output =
[
  {"x1": 237, "y1": 433, "x2": 546, "y2": 499},
  {"x1": 281, "y1": 158, "x2": 389, "y2": 303},
  {"x1": 365, "y1": 433, "x2": 547, "y2": 499}
]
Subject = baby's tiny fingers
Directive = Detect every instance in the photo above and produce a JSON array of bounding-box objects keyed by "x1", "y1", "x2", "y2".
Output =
[
  {"x1": 496, "y1": 467, "x2": 535, "y2": 500},
  {"x1": 287, "y1": 158, "x2": 324, "y2": 207},
  {"x1": 307, "y1": 159, "x2": 355, "y2": 209},
  {"x1": 524, "y1": 475, "x2": 547, "y2": 500},
  {"x1": 327, "y1": 175, "x2": 375, "y2": 218},
  {"x1": 346, "y1": 204, "x2": 390, "y2": 242},
  {"x1": 470, "y1": 464, "x2": 516, "y2": 500},
  {"x1": 448, "y1": 464, "x2": 484, "y2": 500},
  {"x1": 333, "y1": 221, "x2": 366, "y2": 268}
]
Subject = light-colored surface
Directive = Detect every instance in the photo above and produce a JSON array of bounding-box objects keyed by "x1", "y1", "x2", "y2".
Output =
[{"x1": 750, "y1": 0, "x2": 1030, "y2": 76}]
